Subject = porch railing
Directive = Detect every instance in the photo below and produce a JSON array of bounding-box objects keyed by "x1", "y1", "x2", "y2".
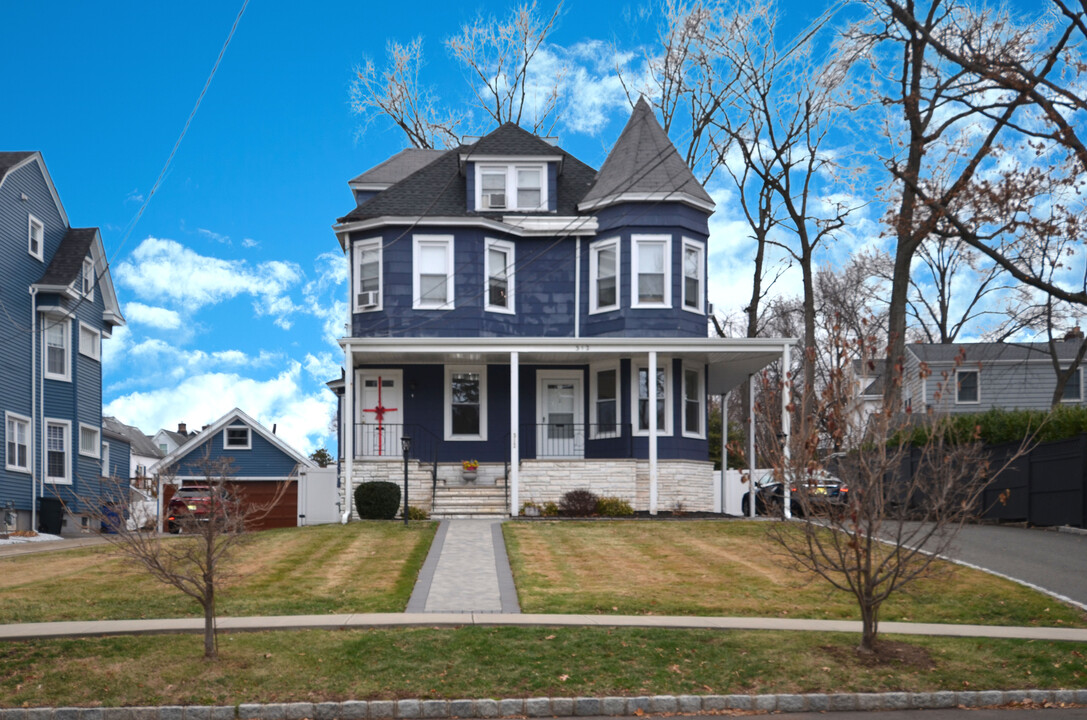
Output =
[{"x1": 522, "y1": 423, "x2": 633, "y2": 459}]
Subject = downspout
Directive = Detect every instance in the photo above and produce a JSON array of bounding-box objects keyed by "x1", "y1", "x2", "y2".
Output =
[
  {"x1": 573, "y1": 236, "x2": 581, "y2": 338},
  {"x1": 29, "y1": 288, "x2": 38, "y2": 531}
]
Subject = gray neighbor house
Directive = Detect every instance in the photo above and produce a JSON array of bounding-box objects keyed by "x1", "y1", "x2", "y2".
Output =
[{"x1": 902, "y1": 335, "x2": 1087, "y2": 413}]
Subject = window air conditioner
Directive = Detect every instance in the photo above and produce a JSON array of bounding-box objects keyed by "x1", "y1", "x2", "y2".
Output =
[
  {"x1": 357, "y1": 290, "x2": 379, "y2": 308},
  {"x1": 485, "y1": 192, "x2": 507, "y2": 209}
]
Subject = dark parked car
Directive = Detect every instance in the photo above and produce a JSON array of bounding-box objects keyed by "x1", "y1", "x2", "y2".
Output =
[
  {"x1": 166, "y1": 485, "x2": 233, "y2": 533},
  {"x1": 741, "y1": 471, "x2": 849, "y2": 517}
]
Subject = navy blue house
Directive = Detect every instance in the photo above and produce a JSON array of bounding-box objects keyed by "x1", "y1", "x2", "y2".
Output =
[
  {"x1": 333, "y1": 100, "x2": 790, "y2": 516},
  {"x1": 0, "y1": 152, "x2": 125, "y2": 533}
]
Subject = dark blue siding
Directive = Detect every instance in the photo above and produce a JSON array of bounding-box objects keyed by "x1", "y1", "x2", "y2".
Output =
[
  {"x1": 104, "y1": 438, "x2": 131, "y2": 481},
  {"x1": 171, "y1": 422, "x2": 302, "y2": 478}
]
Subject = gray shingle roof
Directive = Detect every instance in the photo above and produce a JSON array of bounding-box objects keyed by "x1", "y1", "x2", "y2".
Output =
[
  {"x1": 103, "y1": 417, "x2": 164, "y2": 458},
  {"x1": 0, "y1": 151, "x2": 35, "y2": 182},
  {"x1": 349, "y1": 148, "x2": 444, "y2": 186},
  {"x1": 906, "y1": 341, "x2": 1086, "y2": 363},
  {"x1": 580, "y1": 97, "x2": 713, "y2": 210},
  {"x1": 36, "y1": 227, "x2": 96, "y2": 286},
  {"x1": 853, "y1": 359, "x2": 888, "y2": 396}
]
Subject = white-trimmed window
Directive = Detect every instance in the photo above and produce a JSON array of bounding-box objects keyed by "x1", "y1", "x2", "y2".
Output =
[
  {"x1": 413, "y1": 235, "x2": 454, "y2": 309},
  {"x1": 682, "y1": 365, "x2": 705, "y2": 438},
  {"x1": 79, "y1": 423, "x2": 101, "y2": 458},
  {"x1": 475, "y1": 164, "x2": 547, "y2": 211},
  {"x1": 590, "y1": 363, "x2": 620, "y2": 438},
  {"x1": 956, "y1": 369, "x2": 979, "y2": 404},
  {"x1": 45, "y1": 419, "x2": 70, "y2": 484},
  {"x1": 589, "y1": 238, "x2": 620, "y2": 313},
  {"x1": 44, "y1": 319, "x2": 70, "y2": 381},
  {"x1": 79, "y1": 322, "x2": 101, "y2": 361},
  {"x1": 632, "y1": 362, "x2": 672, "y2": 435},
  {"x1": 1062, "y1": 368, "x2": 1083, "y2": 402},
  {"x1": 681, "y1": 238, "x2": 704, "y2": 313},
  {"x1": 354, "y1": 238, "x2": 382, "y2": 312},
  {"x1": 445, "y1": 366, "x2": 487, "y2": 440},
  {"x1": 485, "y1": 238, "x2": 515, "y2": 313},
  {"x1": 632, "y1": 235, "x2": 671, "y2": 308},
  {"x1": 101, "y1": 441, "x2": 110, "y2": 477},
  {"x1": 28, "y1": 215, "x2": 44, "y2": 261},
  {"x1": 82, "y1": 258, "x2": 96, "y2": 300},
  {"x1": 224, "y1": 426, "x2": 252, "y2": 450},
  {"x1": 5, "y1": 412, "x2": 30, "y2": 473}
]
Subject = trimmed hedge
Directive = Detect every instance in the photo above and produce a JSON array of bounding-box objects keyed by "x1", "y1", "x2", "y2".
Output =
[
  {"x1": 899, "y1": 406, "x2": 1087, "y2": 446},
  {"x1": 355, "y1": 481, "x2": 401, "y2": 520}
]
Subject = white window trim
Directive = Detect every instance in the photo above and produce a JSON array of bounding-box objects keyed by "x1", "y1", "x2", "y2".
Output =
[
  {"x1": 588, "y1": 237, "x2": 620, "y2": 314},
  {"x1": 631, "y1": 360, "x2": 672, "y2": 436},
  {"x1": 1061, "y1": 368, "x2": 1083, "y2": 403},
  {"x1": 631, "y1": 234, "x2": 672, "y2": 309},
  {"x1": 78, "y1": 422, "x2": 101, "y2": 458},
  {"x1": 79, "y1": 321, "x2": 101, "y2": 361},
  {"x1": 45, "y1": 418, "x2": 71, "y2": 485},
  {"x1": 43, "y1": 319, "x2": 71, "y2": 382},
  {"x1": 682, "y1": 363, "x2": 706, "y2": 439},
  {"x1": 484, "y1": 238, "x2": 516, "y2": 314},
  {"x1": 28, "y1": 214, "x2": 44, "y2": 261},
  {"x1": 474, "y1": 164, "x2": 548, "y2": 212},
  {"x1": 444, "y1": 365, "x2": 488, "y2": 441},
  {"x1": 681, "y1": 237, "x2": 705, "y2": 314},
  {"x1": 413, "y1": 235, "x2": 455, "y2": 310},
  {"x1": 83, "y1": 258, "x2": 96, "y2": 301},
  {"x1": 5, "y1": 411, "x2": 31, "y2": 474},
  {"x1": 101, "y1": 441, "x2": 110, "y2": 478},
  {"x1": 589, "y1": 361, "x2": 621, "y2": 439},
  {"x1": 353, "y1": 237, "x2": 383, "y2": 313},
  {"x1": 223, "y1": 425, "x2": 252, "y2": 450},
  {"x1": 955, "y1": 369, "x2": 981, "y2": 405}
]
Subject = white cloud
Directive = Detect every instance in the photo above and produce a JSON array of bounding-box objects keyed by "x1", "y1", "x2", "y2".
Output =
[
  {"x1": 124, "y1": 189, "x2": 144, "y2": 205},
  {"x1": 102, "y1": 325, "x2": 131, "y2": 372},
  {"x1": 198, "y1": 228, "x2": 230, "y2": 244},
  {"x1": 304, "y1": 352, "x2": 341, "y2": 383},
  {"x1": 125, "y1": 302, "x2": 182, "y2": 330},
  {"x1": 242, "y1": 237, "x2": 259, "y2": 248}
]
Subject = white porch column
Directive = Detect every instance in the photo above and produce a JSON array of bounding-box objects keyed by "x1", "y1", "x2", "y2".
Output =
[
  {"x1": 782, "y1": 343, "x2": 793, "y2": 520},
  {"x1": 342, "y1": 346, "x2": 355, "y2": 523},
  {"x1": 510, "y1": 351, "x2": 520, "y2": 515},
  {"x1": 718, "y1": 392, "x2": 728, "y2": 514},
  {"x1": 748, "y1": 373, "x2": 756, "y2": 518},
  {"x1": 649, "y1": 350, "x2": 658, "y2": 515}
]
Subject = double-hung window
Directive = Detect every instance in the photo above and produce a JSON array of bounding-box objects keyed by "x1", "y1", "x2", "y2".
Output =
[
  {"x1": 590, "y1": 364, "x2": 619, "y2": 437},
  {"x1": 45, "y1": 419, "x2": 70, "y2": 484},
  {"x1": 632, "y1": 235, "x2": 671, "y2": 308},
  {"x1": 82, "y1": 258, "x2": 95, "y2": 300},
  {"x1": 413, "y1": 235, "x2": 454, "y2": 309},
  {"x1": 79, "y1": 322, "x2": 101, "y2": 361},
  {"x1": 79, "y1": 423, "x2": 101, "y2": 458},
  {"x1": 445, "y1": 366, "x2": 487, "y2": 440},
  {"x1": 354, "y1": 238, "x2": 382, "y2": 312},
  {"x1": 1062, "y1": 368, "x2": 1083, "y2": 402},
  {"x1": 5, "y1": 413, "x2": 30, "y2": 473},
  {"x1": 475, "y1": 164, "x2": 547, "y2": 211},
  {"x1": 682, "y1": 365, "x2": 705, "y2": 437},
  {"x1": 682, "y1": 239, "x2": 704, "y2": 313},
  {"x1": 589, "y1": 238, "x2": 619, "y2": 313},
  {"x1": 956, "y1": 370, "x2": 979, "y2": 404},
  {"x1": 485, "y1": 239, "x2": 515, "y2": 313},
  {"x1": 224, "y1": 426, "x2": 252, "y2": 450},
  {"x1": 632, "y1": 362, "x2": 671, "y2": 435},
  {"x1": 44, "y1": 320, "x2": 70, "y2": 381},
  {"x1": 516, "y1": 167, "x2": 543, "y2": 208},
  {"x1": 29, "y1": 215, "x2": 44, "y2": 260}
]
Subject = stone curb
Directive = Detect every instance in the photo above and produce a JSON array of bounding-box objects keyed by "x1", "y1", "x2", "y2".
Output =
[{"x1": 4, "y1": 690, "x2": 1086, "y2": 719}]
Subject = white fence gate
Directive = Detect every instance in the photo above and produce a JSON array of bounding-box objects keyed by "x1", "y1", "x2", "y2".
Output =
[{"x1": 297, "y1": 467, "x2": 341, "y2": 526}]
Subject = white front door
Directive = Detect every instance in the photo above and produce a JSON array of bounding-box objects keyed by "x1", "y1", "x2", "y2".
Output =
[
  {"x1": 537, "y1": 371, "x2": 583, "y2": 458},
  {"x1": 356, "y1": 370, "x2": 404, "y2": 457}
]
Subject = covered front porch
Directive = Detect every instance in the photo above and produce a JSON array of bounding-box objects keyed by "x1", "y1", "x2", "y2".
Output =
[{"x1": 340, "y1": 336, "x2": 794, "y2": 516}]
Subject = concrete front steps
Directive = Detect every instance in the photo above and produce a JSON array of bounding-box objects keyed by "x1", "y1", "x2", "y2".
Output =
[{"x1": 431, "y1": 484, "x2": 509, "y2": 518}]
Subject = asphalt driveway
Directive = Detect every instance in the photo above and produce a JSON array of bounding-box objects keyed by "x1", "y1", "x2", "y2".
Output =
[{"x1": 942, "y1": 525, "x2": 1087, "y2": 609}]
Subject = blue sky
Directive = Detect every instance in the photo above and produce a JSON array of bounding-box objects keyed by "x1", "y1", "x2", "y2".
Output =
[{"x1": 0, "y1": 0, "x2": 849, "y2": 455}]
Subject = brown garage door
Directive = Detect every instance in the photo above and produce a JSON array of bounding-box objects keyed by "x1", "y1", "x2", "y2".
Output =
[{"x1": 227, "y1": 480, "x2": 298, "y2": 531}]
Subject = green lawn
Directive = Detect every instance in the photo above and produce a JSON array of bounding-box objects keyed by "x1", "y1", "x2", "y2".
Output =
[
  {"x1": 503, "y1": 521, "x2": 1087, "y2": 627},
  {"x1": 1, "y1": 627, "x2": 1085, "y2": 707},
  {"x1": 0, "y1": 522, "x2": 436, "y2": 623}
]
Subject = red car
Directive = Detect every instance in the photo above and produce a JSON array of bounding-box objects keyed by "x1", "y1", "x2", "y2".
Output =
[{"x1": 166, "y1": 485, "x2": 233, "y2": 533}]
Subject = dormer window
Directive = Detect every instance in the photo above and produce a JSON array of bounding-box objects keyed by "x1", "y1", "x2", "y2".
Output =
[{"x1": 475, "y1": 164, "x2": 547, "y2": 211}]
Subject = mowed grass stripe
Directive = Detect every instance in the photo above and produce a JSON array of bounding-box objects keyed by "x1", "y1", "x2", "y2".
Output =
[{"x1": 503, "y1": 521, "x2": 1087, "y2": 627}]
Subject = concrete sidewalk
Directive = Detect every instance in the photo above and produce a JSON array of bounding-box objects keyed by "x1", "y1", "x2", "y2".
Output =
[
  {"x1": 407, "y1": 520, "x2": 520, "y2": 613},
  {"x1": 2, "y1": 611, "x2": 1087, "y2": 642}
]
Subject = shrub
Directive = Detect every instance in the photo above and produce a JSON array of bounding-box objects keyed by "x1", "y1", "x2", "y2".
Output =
[
  {"x1": 520, "y1": 501, "x2": 542, "y2": 517},
  {"x1": 406, "y1": 505, "x2": 429, "y2": 520},
  {"x1": 355, "y1": 481, "x2": 401, "y2": 520},
  {"x1": 559, "y1": 489, "x2": 599, "y2": 517},
  {"x1": 894, "y1": 406, "x2": 1087, "y2": 447},
  {"x1": 595, "y1": 496, "x2": 634, "y2": 516},
  {"x1": 541, "y1": 501, "x2": 559, "y2": 517}
]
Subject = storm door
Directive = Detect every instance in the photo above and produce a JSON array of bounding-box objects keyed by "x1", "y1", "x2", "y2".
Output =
[{"x1": 537, "y1": 371, "x2": 583, "y2": 458}]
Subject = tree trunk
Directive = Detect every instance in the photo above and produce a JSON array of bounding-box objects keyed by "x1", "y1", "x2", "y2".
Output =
[
  {"x1": 884, "y1": 242, "x2": 915, "y2": 412},
  {"x1": 203, "y1": 596, "x2": 217, "y2": 660},
  {"x1": 801, "y1": 249, "x2": 817, "y2": 417},
  {"x1": 858, "y1": 600, "x2": 879, "y2": 654}
]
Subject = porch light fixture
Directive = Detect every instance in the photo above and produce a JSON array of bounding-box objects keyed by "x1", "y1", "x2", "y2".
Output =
[{"x1": 401, "y1": 436, "x2": 412, "y2": 526}]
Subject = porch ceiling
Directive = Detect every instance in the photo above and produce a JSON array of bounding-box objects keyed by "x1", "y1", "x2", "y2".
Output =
[{"x1": 342, "y1": 336, "x2": 794, "y2": 396}]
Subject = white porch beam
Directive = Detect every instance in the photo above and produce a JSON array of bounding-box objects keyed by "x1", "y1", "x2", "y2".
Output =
[
  {"x1": 782, "y1": 343, "x2": 792, "y2": 520},
  {"x1": 649, "y1": 350, "x2": 658, "y2": 515},
  {"x1": 510, "y1": 351, "x2": 520, "y2": 515},
  {"x1": 342, "y1": 348, "x2": 355, "y2": 523}
]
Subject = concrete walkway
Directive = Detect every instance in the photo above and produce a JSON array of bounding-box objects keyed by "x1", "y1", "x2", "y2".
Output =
[{"x1": 407, "y1": 520, "x2": 519, "y2": 613}]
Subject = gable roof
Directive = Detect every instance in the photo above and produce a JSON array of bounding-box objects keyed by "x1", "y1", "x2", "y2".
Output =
[
  {"x1": 579, "y1": 97, "x2": 714, "y2": 212},
  {"x1": 0, "y1": 151, "x2": 70, "y2": 227},
  {"x1": 150, "y1": 407, "x2": 316, "y2": 475},
  {"x1": 37, "y1": 228, "x2": 96, "y2": 286},
  {"x1": 906, "y1": 341, "x2": 1087, "y2": 364},
  {"x1": 0, "y1": 151, "x2": 35, "y2": 182},
  {"x1": 349, "y1": 148, "x2": 444, "y2": 189},
  {"x1": 103, "y1": 417, "x2": 164, "y2": 458}
]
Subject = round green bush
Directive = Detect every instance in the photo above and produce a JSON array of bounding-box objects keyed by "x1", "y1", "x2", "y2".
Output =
[
  {"x1": 355, "y1": 481, "x2": 401, "y2": 519},
  {"x1": 596, "y1": 496, "x2": 634, "y2": 517}
]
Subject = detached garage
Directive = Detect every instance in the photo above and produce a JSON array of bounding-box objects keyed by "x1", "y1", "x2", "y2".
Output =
[{"x1": 151, "y1": 408, "x2": 325, "y2": 532}]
